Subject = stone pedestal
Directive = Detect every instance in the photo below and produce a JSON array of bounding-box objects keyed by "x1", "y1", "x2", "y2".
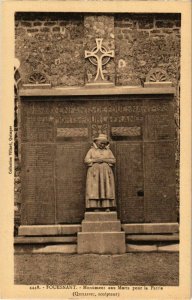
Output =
[{"x1": 77, "y1": 212, "x2": 126, "y2": 254}]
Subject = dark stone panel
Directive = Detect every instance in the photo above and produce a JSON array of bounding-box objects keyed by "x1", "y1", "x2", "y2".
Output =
[
  {"x1": 21, "y1": 143, "x2": 55, "y2": 225},
  {"x1": 143, "y1": 99, "x2": 175, "y2": 141},
  {"x1": 21, "y1": 101, "x2": 55, "y2": 142},
  {"x1": 55, "y1": 143, "x2": 89, "y2": 223},
  {"x1": 144, "y1": 141, "x2": 177, "y2": 222},
  {"x1": 20, "y1": 96, "x2": 177, "y2": 225},
  {"x1": 117, "y1": 143, "x2": 144, "y2": 223}
]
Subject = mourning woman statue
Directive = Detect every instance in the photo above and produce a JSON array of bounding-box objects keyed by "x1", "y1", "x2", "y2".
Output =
[{"x1": 84, "y1": 134, "x2": 116, "y2": 211}]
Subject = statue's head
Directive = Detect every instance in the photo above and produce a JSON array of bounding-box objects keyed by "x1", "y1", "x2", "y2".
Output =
[{"x1": 94, "y1": 134, "x2": 109, "y2": 149}]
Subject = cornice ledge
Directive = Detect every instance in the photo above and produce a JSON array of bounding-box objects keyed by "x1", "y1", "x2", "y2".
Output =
[{"x1": 19, "y1": 84, "x2": 176, "y2": 97}]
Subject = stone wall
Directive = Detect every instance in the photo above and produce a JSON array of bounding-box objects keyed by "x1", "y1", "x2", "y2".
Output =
[
  {"x1": 15, "y1": 13, "x2": 180, "y2": 87},
  {"x1": 115, "y1": 14, "x2": 180, "y2": 86},
  {"x1": 15, "y1": 13, "x2": 84, "y2": 86},
  {"x1": 15, "y1": 12, "x2": 180, "y2": 229}
]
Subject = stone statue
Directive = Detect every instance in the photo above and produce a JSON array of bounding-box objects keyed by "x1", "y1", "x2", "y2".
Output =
[{"x1": 84, "y1": 134, "x2": 116, "y2": 211}]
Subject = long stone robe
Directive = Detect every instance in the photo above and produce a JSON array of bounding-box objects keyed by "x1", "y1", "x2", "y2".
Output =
[{"x1": 84, "y1": 143, "x2": 116, "y2": 208}]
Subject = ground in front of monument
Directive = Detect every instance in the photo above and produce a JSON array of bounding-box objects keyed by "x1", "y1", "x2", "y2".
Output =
[{"x1": 14, "y1": 252, "x2": 179, "y2": 286}]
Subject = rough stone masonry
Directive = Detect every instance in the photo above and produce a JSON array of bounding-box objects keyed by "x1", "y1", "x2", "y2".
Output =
[{"x1": 14, "y1": 13, "x2": 180, "y2": 230}]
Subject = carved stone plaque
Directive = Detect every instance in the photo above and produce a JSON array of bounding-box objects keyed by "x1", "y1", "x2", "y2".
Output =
[
  {"x1": 111, "y1": 126, "x2": 141, "y2": 137},
  {"x1": 21, "y1": 97, "x2": 176, "y2": 224},
  {"x1": 57, "y1": 128, "x2": 88, "y2": 138}
]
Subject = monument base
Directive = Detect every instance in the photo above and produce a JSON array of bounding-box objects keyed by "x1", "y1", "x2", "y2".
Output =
[
  {"x1": 77, "y1": 212, "x2": 126, "y2": 254},
  {"x1": 78, "y1": 232, "x2": 125, "y2": 254}
]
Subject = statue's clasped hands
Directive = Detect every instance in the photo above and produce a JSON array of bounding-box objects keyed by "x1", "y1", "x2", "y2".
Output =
[{"x1": 94, "y1": 158, "x2": 104, "y2": 163}]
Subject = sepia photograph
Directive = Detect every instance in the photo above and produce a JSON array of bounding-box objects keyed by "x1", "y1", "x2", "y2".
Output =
[{"x1": 1, "y1": 1, "x2": 191, "y2": 299}]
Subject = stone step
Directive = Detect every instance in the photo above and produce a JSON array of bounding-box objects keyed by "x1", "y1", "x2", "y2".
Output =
[
  {"x1": 84, "y1": 212, "x2": 118, "y2": 221},
  {"x1": 14, "y1": 243, "x2": 179, "y2": 254},
  {"x1": 18, "y1": 225, "x2": 81, "y2": 236},
  {"x1": 18, "y1": 223, "x2": 179, "y2": 236},
  {"x1": 77, "y1": 232, "x2": 126, "y2": 254},
  {"x1": 15, "y1": 244, "x2": 77, "y2": 254},
  {"x1": 157, "y1": 244, "x2": 179, "y2": 252},
  {"x1": 127, "y1": 242, "x2": 179, "y2": 252},
  {"x1": 126, "y1": 244, "x2": 158, "y2": 252},
  {"x1": 14, "y1": 236, "x2": 77, "y2": 244},
  {"x1": 82, "y1": 220, "x2": 121, "y2": 232},
  {"x1": 122, "y1": 223, "x2": 179, "y2": 234},
  {"x1": 126, "y1": 233, "x2": 179, "y2": 241}
]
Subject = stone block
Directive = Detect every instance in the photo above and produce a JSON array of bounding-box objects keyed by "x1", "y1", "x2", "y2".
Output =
[
  {"x1": 157, "y1": 243, "x2": 179, "y2": 252},
  {"x1": 126, "y1": 244, "x2": 157, "y2": 252},
  {"x1": 82, "y1": 220, "x2": 121, "y2": 232},
  {"x1": 18, "y1": 225, "x2": 81, "y2": 236},
  {"x1": 77, "y1": 232, "x2": 126, "y2": 254},
  {"x1": 155, "y1": 20, "x2": 175, "y2": 28},
  {"x1": 122, "y1": 223, "x2": 179, "y2": 234},
  {"x1": 84, "y1": 212, "x2": 118, "y2": 222}
]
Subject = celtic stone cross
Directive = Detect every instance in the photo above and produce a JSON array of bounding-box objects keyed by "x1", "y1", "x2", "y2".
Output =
[{"x1": 85, "y1": 38, "x2": 114, "y2": 83}]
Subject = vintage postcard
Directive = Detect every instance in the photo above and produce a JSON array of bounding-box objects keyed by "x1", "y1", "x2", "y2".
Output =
[{"x1": 0, "y1": 0, "x2": 191, "y2": 299}]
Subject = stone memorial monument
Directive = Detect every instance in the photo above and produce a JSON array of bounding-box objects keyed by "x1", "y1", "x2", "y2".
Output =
[{"x1": 16, "y1": 13, "x2": 179, "y2": 253}]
